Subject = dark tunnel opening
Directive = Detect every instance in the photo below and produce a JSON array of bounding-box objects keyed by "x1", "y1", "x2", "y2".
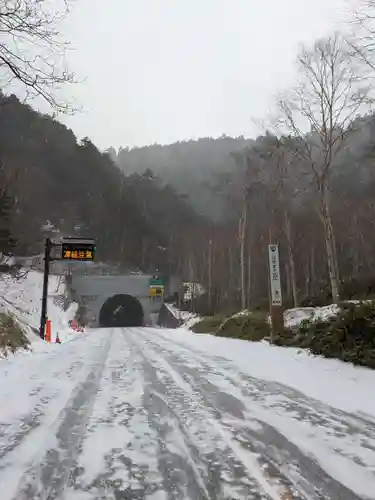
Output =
[{"x1": 99, "y1": 294, "x2": 144, "y2": 328}]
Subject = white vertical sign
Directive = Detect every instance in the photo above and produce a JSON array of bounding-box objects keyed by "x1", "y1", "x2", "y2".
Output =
[{"x1": 268, "y1": 244, "x2": 282, "y2": 306}]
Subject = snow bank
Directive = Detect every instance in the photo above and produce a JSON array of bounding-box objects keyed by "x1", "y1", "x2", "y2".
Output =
[
  {"x1": 284, "y1": 302, "x2": 375, "y2": 329},
  {"x1": 164, "y1": 303, "x2": 201, "y2": 329},
  {"x1": 284, "y1": 304, "x2": 341, "y2": 328},
  {"x1": 170, "y1": 302, "x2": 343, "y2": 334},
  {"x1": 232, "y1": 309, "x2": 250, "y2": 317}
]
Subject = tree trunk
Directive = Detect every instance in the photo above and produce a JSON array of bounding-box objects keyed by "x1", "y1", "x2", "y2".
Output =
[
  {"x1": 304, "y1": 259, "x2": 310, "y2": 298},
  {"x1": 310, "y1": 245, "x2": 316, "y2": 296},
  {"x1": 238, "y1": 200, "x2": 247, "y2": 311},
  {"x1": 284, "y1": 208, "x2": 298, "y2": 307},
  {"x1": 188, "y1": 257, "x2": 195, "y2": 313},
  {"x1": 141, "y1": 237, "x2": 147, "y2": 269},
  {"x1": 246, "y1": 248, "x2": 251, "y2": 309},
  {"x1": 285, "y1": 261, "x2": 292, "y2": 300},
  {"x1": 208, "y1": 239, "x2": 212, "y2": 312},
  {"x1": 320, "y1": 183, "x2": 340, "y2": 303},
  {"x1": 352, "y1": 214, "x2": 362, "y2": 276},
  {"x1": 228, "y1": 246, "x2": 234, "y2": 309}
]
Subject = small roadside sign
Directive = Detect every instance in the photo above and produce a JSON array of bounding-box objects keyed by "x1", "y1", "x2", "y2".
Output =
[
  {"x1": 268, "y1": 243, "x2": 284, "y2": 342},
  {"x1": 149, "y1": 277, "x2": 164, "y2": 287},
  {"x1": 268, "y1": 244, "x2": 282, "y2": 306},
  {"x1": 149, "y1": 277, "x2": 164, "y2": 298},
  {"x1": 148, "y1": 286, "x2": 164, "y2": 298}
]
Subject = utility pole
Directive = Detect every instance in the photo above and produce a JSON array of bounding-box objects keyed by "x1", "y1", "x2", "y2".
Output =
[{"x1": 39, "y1": 238, "x2": 51, "y2": 339}]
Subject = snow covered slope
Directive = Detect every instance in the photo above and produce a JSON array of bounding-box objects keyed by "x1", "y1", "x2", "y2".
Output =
[{"x1": 0, "y1": 270, "x2": 78, "y2": 346}]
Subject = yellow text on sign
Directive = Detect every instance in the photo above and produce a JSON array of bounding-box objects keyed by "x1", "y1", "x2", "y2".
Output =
[{"x1": 63, "y1": 249, "x2": 94, "y2": 260}]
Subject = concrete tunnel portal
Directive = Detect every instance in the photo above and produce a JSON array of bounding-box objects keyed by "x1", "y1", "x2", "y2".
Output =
[{"x1": 98, "y1": 294, "x2": 144, "y2": 328}]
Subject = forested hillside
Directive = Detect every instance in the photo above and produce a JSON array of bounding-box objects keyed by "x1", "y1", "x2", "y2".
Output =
[
  {"x1": 113, "y1": 68, "x2": 375, "y2": 313},
  {"x1": 4, "y1": 74, "x2": 375, "y2": 315},
  {"x1": 0, "y1": 93, "x2": 203, "y2": 273},
  {"x1": 116, "y1": 136, "x2": 255, "y2": 219}
]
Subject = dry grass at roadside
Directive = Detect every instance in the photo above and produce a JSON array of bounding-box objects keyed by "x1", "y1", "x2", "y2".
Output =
[{"x1": 0, "y1": 313, "x2": 30, "y2": 357}]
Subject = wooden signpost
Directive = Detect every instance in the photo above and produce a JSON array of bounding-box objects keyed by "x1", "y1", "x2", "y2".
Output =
[{"x1": 268, "y1": 244, "x2": 284, "y2": 342}]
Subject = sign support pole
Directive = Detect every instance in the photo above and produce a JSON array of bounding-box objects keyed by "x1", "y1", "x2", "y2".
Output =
[
  {"x1": 40, "y1": 237, "x2": 52, "y2": 340},
  {"x1": 268, "y1": 244, "x2": 284, "y2": 343},
  {"x1": 39, "y1": 237, "x2": 96, "y2": 341}
]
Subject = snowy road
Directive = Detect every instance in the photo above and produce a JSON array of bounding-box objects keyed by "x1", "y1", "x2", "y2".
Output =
[{"x1": 1, "y1": 327, "x2": 375, "y2": 499}]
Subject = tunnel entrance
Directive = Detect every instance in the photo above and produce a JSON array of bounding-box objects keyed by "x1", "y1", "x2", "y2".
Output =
[{"x1": 99, "y1": 294, "x2": 144, "y2": 328}]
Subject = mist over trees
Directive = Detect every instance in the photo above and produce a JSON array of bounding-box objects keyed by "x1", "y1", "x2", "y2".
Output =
[
  {"x1": 116, "y1": 136, "x2": 255, "y2": 220},
  {"x1": 114, "y1": 108, "x2": 375, "y2": 313}
]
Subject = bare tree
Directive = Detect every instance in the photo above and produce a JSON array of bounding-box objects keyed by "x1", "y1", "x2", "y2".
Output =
[
  {"x1": 276, "y1": 32, "x2": 372, "y2": 303},
  {"x1": 348, "y1": 0, "x2": 375, "y2": 71},
  {"x1": 238, "y1": 190, "x2": 247, "y2": 310},
  {"x1": 272, "y1": 142, "x2": 299, "y2": 307},
  {"x1": 231, "y1": 151, "x2": 261, "y2": 311},
  {"x1": 251, "y1": 135, "x2": 300, "y2": 307},
  {"x1": 0, "y1": 0, "x2": 75, "y2": 112},
  {"x1": 207, "y1": 237, "x2": 213, "y2": 311}
]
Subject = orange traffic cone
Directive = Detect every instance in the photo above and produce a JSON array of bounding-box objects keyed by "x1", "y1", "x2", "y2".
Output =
[
  {"x1": 45, "y1": 320, "x2": 52, "y2": 343},
  {"x1": 72, "y1": 319, "x2": 77, "y2": 331}
]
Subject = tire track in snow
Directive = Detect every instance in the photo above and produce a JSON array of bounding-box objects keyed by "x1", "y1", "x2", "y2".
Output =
[
  {"x1": 0, "y1": 330, "x2": 113, "y2": 500},
  {"x1": 68, "y1": 329, "x2": 166, "y2": 500},
  {"x1": 123, "y1": 331, "x2": 217, "y2": 499},
  {"x1": 0, "y1": 359, "x2": 86, "y2": 462},
  {"x1": 127, "y1": 327, "x2": 290, "y2": 500},
  {"x1": 146, "y1": 327, "x2": 375, "y2": 453},
  {"x1": 131, "y1": 327, "x2": 374, "y2": 500}
]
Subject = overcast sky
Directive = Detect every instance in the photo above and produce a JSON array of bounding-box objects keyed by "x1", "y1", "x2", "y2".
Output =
[{"x1": 59, "y1": 0, "x2": 348, "y2": 150}]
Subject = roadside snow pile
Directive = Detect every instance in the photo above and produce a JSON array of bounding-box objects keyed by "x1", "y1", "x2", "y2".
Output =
[
  {"x1": 183, "y1": 315, "x2": 202, "y2": 329},
  {"x1": 284, "y1": 302, "x2": 375, "y2": 330},
  {"x1": 165, "y1": 303, "x2": 201, "y2": 329},
  {"x1": 231, "y1": 309, "x2": 250, "y2": 317},
  {"x1": 167, "y1": 307, "x2": 256, "y2": 332},
  {"x1": 284, "y1": 304, "x2": 340, "y2": 329},
  {"x1": 179, "y1": 305, "x2": 342, "y2": 334},
  {"x1": 0, "y1": 270, "x2": 78, "y2": 348},
  {"x1": 284, "y1": 307, "x2": 315, "y2": 328}
]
